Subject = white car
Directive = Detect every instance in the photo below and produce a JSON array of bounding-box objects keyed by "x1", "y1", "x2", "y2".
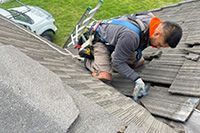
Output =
[{"x1": 0, "y1": 5, "x2": 57, "y2": 41}]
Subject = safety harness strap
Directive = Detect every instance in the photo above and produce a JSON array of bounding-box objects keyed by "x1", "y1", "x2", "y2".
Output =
[
  {"x1": 107, "y1": 19, "x2": 141, "y2": 38},
  {"x1": 107, "y1": 19, "x2": 143, "y2": 61}
]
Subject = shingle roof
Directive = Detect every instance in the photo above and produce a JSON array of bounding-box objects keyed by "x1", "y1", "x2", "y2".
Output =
[
  {"x1": 1, "y1": 0, "x2": 200, "y2": 132},
  {"x1": 0, "y1": 45, "x2": 79, "y2": 132},
  {"x1": 111, "y1": 0, "x2": 200, "y2": 131},
  {"x1": 0, "y1": 15, "x2": 175, "y2": 132}
]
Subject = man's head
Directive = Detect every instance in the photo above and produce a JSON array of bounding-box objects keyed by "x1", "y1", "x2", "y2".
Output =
[{"x1": 150, "y1": 21, "x2": 182, "y2": 48}]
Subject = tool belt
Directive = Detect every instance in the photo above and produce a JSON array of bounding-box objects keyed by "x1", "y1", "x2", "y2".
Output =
[
  {"x1": 77, "y1": 21, "x2": 103, "y2": 59},
  {"x1": 77, "y1": 19, "x2": 145, "y2": 60}
]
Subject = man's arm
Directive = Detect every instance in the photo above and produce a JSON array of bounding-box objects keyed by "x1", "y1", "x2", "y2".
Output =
[
  {"x1": 112, "y1": 30, "x2": 147, "y2": 101},
  {"x1": 112, "y1": 31, "x2": 140, "y2": 82}
]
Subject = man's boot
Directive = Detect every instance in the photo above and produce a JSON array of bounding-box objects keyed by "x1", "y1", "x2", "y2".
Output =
[{"x1": 92, "y1": 71, "x2": 112, "y2": 82}]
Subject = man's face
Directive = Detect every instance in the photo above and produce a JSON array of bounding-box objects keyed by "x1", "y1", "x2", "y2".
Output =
[{"x1": 150, "y1": 24, "x2": 169, "y2": 48}]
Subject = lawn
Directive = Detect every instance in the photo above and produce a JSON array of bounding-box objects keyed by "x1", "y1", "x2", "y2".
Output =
[{"x1": 0, "y1": 0, "x2": 181, "y2": 47}]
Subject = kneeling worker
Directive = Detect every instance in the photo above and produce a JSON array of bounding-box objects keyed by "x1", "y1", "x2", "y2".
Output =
[{"x1": 84, "y1": 12, "x2": 182, "y2": 100}]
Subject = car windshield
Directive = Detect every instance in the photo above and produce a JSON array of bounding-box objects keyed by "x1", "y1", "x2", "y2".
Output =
[{"x1": 8, "y1": 10, "x2": 34, "y2": 24}]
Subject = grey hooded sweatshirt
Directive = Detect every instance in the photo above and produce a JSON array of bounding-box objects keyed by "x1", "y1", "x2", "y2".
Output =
[{"x1": 97, "y1": 13, "x2": 152, "y2": 82}]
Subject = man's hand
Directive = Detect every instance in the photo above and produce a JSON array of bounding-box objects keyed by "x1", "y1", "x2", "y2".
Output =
[{"x1": 132, "y1": 78, "x2": 146, "y2": 101}]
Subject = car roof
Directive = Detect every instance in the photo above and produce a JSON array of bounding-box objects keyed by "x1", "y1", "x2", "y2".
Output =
[
  {"x1": 9, "y1": 5, "x2": 52, "y2": 24},
  {"x1": 0, "y1": 8, "x2": 12, "y2": 18}
]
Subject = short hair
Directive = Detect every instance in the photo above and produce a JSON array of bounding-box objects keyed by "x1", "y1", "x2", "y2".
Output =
[{"x1": 161, "y1": 21, "x2": 182, "y2": 48}]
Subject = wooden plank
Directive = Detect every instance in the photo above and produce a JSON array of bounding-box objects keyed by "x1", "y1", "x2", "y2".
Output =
[{"x1": 140, "y1": 86, "x2": 199, "y2": 122}]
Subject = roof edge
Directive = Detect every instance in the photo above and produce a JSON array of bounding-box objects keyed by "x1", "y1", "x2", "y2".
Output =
[
  {"x1": 0, "y1": 15, "x2": 68, "y2": 56},
  {"x1": 150, "y1": 0, "x2": 198, "y2": 12}
]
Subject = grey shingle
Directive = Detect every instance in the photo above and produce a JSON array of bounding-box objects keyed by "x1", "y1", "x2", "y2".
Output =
[
  {"x1": 169, "y1": 60, "x2": 200, "y2": 96},
  {"x1": 141, "y1": 86, "x2": 199, "y2": 122},
  {"x1": 0, "y1": 45, "x2": 80, "y2": 131},
  {"x1": 185, "y1": 110, "x2": 200, "y2": 133},
  {"x1": 0, "y1": 81, "x2": 66, "y2": 133},
  {"x1": 125, "y1": 114, "x2": 176, "y2": 133},
  {"x1": 64, "y1": 84, "x2": 124, "y2": 133},
  {"x1": 139, "y1": 49, "x2": 186, "y2": 84},
  {"x1": 156, "y1": 110, "x2": 200, "y2": 133}
]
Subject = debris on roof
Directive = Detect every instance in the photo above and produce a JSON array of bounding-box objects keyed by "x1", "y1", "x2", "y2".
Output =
[
  {"x1": 143, "y1": 47, "x2": 162, "y2": 61},
  {"x1": 183, "y1": 53, "x2": 200, "y2": 61}
]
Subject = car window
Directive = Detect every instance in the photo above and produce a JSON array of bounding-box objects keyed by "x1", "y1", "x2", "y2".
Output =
[{"x1": 8, "y1": 10, "x2": 34, "y2": 24}]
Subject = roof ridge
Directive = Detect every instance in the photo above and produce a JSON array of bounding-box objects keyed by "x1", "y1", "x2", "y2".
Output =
[{"x1": 150, "y1": 0, "x2": 199, "y2": 12}]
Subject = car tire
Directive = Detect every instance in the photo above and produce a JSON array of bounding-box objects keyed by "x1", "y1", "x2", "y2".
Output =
[{"x1": 41, "y1": 30, "x2": 55, "y2": 42}]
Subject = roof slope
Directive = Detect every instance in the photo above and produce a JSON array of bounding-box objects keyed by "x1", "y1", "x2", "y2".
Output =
[
  {"x1": 1, "y1": 0, "x2": 200, "y2": 132},
  {"x1": 0, "y1": 15, "x2": 175, "y2": 132},
  {"x1": 110, "y1": 0, "x2": 200, "y2": 131},
  {"x1": 0, "y1": 45, "x2": 79, "y2": 132},
  {"x1": 64, "y1": 0, "x2": 200, "y2": 131}
]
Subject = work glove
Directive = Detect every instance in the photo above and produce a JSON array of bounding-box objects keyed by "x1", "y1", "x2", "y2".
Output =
[{"x1": 132, "y1": 78, "x2": 147, "y2": 101}]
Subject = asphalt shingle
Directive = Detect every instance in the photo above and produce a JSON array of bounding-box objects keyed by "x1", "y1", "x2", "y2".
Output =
[
  {"x1": 169, "y1": 59, "x2": 200, "y2": 96},
  {"x1": 64, "y1": 84, "x2": 125, "y2": 133},
  {"x1": 2, "y1": 0, "x2": 200, "y2": 131},
  {"x1": 0, "y1": 81, "x2": 66, "y2": 133},
  {"x1": 0, "y1": 45, "x2": 79, "y2": 131},
  {"x1": 141, "y1": 86, "x2": 199, "y2": 122}
]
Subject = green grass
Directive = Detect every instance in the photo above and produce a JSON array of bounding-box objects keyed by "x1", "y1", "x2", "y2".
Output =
[{"x1": 0, "y1": 0, "x2": 181, "y2": 47}]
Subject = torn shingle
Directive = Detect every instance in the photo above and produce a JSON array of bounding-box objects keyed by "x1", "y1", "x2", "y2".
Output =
[{"x1": 142, "y1": 47, "x2": 162, "y2": 61}]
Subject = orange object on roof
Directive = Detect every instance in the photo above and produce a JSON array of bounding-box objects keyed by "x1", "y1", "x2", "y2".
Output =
[{"x1": 149, "y1": 17, "x2": 162, "y2": 37}]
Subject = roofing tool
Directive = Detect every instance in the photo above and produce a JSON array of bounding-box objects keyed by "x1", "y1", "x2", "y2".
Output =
[{"x1": 133, "y1": 83, "x2": 151, "y2": 102}]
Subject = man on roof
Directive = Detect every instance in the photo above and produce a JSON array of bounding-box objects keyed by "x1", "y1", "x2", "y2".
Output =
[{"x1": 84, "y1": 12, "x2": 182, "y2": 100}]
